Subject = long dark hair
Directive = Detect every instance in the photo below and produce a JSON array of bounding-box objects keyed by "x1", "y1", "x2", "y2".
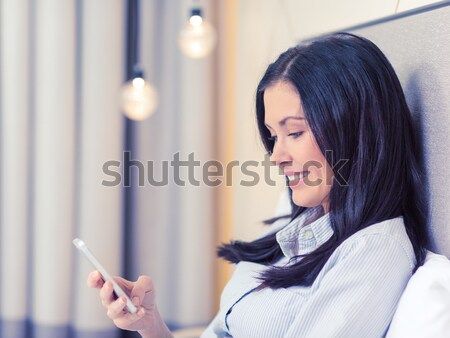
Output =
[{"x1": 217, "y1": 32, "x2": 429, "y2": 289}]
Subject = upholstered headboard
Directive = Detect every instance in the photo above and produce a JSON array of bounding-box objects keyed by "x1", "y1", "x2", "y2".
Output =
[{"x1": 341, "y1": 2, "x2": 450, "y2": 256}]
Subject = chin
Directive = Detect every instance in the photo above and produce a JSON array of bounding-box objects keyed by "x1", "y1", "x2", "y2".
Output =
[
  {"x1": 292, "y1": 197, "x2": 317, "y2": 208},
  {"x1": 292, "y1": 193, "x2": 324, "y2": 209}
]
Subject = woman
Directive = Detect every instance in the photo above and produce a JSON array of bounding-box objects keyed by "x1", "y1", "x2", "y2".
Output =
[{"x1": 87, "y1": 32, "x2": 429, "y2": 338}]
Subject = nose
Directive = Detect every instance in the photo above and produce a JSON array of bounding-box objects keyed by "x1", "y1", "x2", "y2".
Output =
[{"x1": 269, "y1": 140, "x2": 291, "y2": 166}]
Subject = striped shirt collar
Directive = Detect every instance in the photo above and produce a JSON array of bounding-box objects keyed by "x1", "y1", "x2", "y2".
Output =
[{"x1": 275, "y1": 206, "x2": 333, "y2": 259}]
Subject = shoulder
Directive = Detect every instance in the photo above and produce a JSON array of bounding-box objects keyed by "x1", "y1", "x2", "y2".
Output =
[
  {"x1": 309, "y1": 216, "x2": 416, "y2": 293},
  {"x1": 337, "y1": 216, "x2": 416, "y2": 270}
]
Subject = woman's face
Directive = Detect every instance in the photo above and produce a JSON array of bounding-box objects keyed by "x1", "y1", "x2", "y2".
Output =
[{"x1": 264, "y1": 81, "x2": 333, "y2": 213}]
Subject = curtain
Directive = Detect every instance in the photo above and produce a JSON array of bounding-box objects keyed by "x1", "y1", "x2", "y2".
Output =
[
  {"x1": 0, "y1": 0, "x2": 216, "y2": 337},
  {"x1": 131, "y1": 0, "x2": 216, "y2": 330}
]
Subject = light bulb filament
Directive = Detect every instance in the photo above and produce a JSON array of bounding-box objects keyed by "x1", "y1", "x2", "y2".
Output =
[
  {"x1": 132, "y1": 77, "x2": 145, "y2": 89},
  {"x1": 189, "y1": 15, "x2": 203, "y2": 27}
]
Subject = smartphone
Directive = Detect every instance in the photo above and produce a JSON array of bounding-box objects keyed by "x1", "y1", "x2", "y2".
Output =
[{"x1": 73, "y1": 238, "x2": 137, "y2": 314}]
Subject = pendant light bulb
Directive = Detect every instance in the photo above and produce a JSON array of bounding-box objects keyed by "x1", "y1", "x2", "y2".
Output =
[
  {"x1": 120, "y1": 69, "x2": 158, "y2": 121},
  {"x1": 178, "y1": 8, "x2": 217, "y2": 59}
]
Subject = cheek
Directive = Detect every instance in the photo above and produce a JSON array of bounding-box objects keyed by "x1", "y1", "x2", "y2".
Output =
[
  {"x1": 317, "y1": 159, "x2": 332, "y2": 178},
  {"x1": 305, "y1": 155, "x2": 333, "y2": 187},
  {"x1": 289, "y1": 136, "x2": 333, "y2": 184},
  {"x1": 301, "y1": 151, "x2": 328, "y2": 176}
]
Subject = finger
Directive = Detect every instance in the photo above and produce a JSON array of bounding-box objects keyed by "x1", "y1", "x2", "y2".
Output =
[
  {"x1": 87, "y1": 271, "x2": 104, "y2": 289},
  {"x1": 99, "y1": 281, "x2": 115, "y2": 307},
  {"x1": 130, "y1": 276, "x2": 154, "y2": 307},
  {"x1": 113, "y1": 307, "x2": 146, "y2": 328},
  {"x1": 106, "y1": 296, "x2": 128, "y2": 319}
]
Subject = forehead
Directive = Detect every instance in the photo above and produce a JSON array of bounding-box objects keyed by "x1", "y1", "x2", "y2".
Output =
[{"x1": 263, "y1": 81, "x2": 304, "y2": 120}]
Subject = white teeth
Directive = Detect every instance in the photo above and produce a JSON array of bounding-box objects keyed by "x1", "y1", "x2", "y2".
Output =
[{"x1": 287, "y1": 172, "x2": 309, "y2": 181}]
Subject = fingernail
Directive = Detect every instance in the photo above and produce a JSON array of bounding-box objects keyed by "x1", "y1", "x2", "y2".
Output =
[
  {"x1": 138, "y1": 308, "x2": 145, "y2": 316},
  {"x1": 132, "y1": 297, "x2": 140, "y2": 306},
  {"x1": 119, "y1": 297, "x2": 126, "y2": 305}
]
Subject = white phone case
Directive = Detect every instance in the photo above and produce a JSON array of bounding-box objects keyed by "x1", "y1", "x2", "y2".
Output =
[{"x1": 73, "y1": 238, "x2": 137, "y2": 314}]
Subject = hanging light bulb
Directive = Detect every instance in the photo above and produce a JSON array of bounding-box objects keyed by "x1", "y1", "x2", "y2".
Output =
[
  {"x1": 120, "y1": 67, "x2": 158, "y2": 121},
  {"x1": 178, "y1": 8, "x2": 217, "y2": 59}
]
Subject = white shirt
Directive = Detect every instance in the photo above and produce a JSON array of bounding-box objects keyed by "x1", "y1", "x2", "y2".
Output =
[{"x1": 201, "y1": 206, "x2": 416, "y2": 338}]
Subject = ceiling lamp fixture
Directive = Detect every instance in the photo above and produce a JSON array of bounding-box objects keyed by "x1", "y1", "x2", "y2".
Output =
[
  {"x1": 121, "y1": 66, "x2": 158, "y2": 121},
  {"x1": 120, "y1": 0, "x2": 157, "y2": 121},
  {"x1": 178, "y1": 7, "x2": 217, "y2": 59}
]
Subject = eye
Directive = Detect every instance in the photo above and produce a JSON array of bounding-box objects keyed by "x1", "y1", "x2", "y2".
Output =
[{"x1": 288, "y1": 132, "x2": 304, "y2": 139}]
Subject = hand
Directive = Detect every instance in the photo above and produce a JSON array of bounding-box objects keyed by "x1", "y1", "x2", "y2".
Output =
[{"x1": 87, "y1": 271, "x2": 173, "y2": 338}]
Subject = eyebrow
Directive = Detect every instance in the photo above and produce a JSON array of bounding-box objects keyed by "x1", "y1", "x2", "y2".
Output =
[{"x1": 265, "y1": 116, "x2": 306, "y2": 129}]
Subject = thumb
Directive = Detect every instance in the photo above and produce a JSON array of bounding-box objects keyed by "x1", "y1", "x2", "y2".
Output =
[
  {"x1": 112, "y1": 275, "x2": 135, "y2": 294},
  {"x1": 131, "y1": 275, "x2": 155, "y2": 308}
]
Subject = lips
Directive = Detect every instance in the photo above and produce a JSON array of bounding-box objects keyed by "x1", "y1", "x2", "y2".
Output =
[{"x1": 286, "y1": 171, "x2": 309, "y2": 185}]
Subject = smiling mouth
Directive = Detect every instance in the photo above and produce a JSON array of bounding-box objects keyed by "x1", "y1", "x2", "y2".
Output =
[{"x1": 286, "y1": 171, "x2": 309, "y2": 184}]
